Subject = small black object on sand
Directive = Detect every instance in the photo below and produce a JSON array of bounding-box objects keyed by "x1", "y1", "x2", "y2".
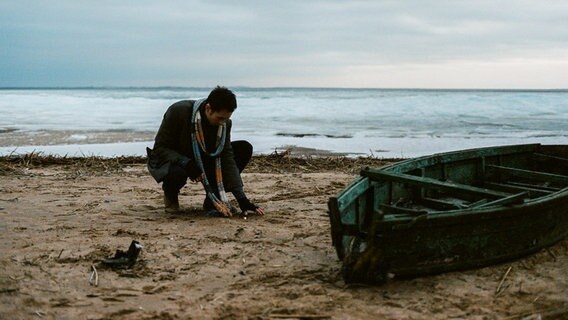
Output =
[{"x1": 101, "y1": 240, "x2": 143, "y2": 268}]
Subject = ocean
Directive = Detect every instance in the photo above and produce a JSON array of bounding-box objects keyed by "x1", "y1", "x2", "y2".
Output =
[{"x1": 0, "y1": 87, "x2": 566, "y2": 158}]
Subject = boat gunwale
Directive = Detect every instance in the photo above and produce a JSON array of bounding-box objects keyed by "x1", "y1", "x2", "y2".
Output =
[
  {"x1": 333, "y1": 185, "x2": 568, "y2": 227},
  {"x1": 374, "y1": 143, "x2": 541, "y2": 174}
]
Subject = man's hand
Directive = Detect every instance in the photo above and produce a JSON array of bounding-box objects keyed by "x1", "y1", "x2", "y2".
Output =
[
  {"x1": 214, "y1": 202, "x2": 233, "y2": 217},
  {"x1": 237, "y1": 197, "x2": 265, "y2": 216},
  {"x1": 186, "y1": 162, "x2": 203, "y2": 183}
]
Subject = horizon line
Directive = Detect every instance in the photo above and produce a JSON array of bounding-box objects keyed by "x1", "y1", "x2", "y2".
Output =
[{"x1": 1, "y1": 85, "x2": 567, "y2": 92}]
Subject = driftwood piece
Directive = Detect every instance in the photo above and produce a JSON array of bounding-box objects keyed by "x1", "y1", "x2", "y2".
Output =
[
  {"x1": 88, "y1": 265, "x2": 98, "y2": 287},
  {"x1": 495, "y1": 266, "x2": 512, "y2": 295}
]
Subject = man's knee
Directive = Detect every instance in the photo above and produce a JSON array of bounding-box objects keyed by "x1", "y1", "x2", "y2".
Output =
[
  {"x1": 232, "y1": 140, "x2": 253, "y2": 157},
  {"x1": 162, "y1": 163, "x2": 187, "y2": 192},
  {"x1": 232, "y1": 140, "x2": 253, "y2": 172}
]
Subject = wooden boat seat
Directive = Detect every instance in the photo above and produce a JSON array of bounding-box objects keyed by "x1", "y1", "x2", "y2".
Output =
[
  {"x1": 485, "y1": 164, "x2": 568, "y2": 185},
  {"x1": 379, "y1": 203, "x2": 428, "y2": 216},
  {"x1": 468, "y1": 191, "x2": 528, "y2": 209},
  {"x1": 421, "y1": 197, "x2": 469, "y2": 210},
  {"x1": 502, "y1": 181, "x2": 563, "y2": 192},
  {"x1": 483, "y1": 182, "x2": 553, "y2": 198},
  {"x1": 534, "y1": 152, "x2": 568, "y2": 162}
]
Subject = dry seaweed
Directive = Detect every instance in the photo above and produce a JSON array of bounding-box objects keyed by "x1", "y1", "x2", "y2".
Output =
[
  {"x1": 0, "y1": 152, "x2": 145, "y2": 176},
  {"x1": 0, "y1": 150, "x2": 401, "y2": 176},
  {"x1": 248, "y1": 149, "x2": 400, "y2": 174}
]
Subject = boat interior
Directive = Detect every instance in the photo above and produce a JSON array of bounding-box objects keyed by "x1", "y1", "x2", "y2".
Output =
[{"x1": 336, "y1": 144, "x2": 568, "y2": 226}]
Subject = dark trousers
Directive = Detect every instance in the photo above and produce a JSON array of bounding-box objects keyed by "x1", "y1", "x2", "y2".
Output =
[{"x1": 162, "y1": 140, "x2": 252, "y2": 198}]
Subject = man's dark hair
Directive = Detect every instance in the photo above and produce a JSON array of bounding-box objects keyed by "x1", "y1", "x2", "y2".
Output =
[{"x1": 207, "y1": 86, "x2": 237, "y2": 112}]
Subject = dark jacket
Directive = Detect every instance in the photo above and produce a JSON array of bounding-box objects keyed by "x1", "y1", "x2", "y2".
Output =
[{"x1": 147, "y1": 100, "x2": 242, "y2": 191}]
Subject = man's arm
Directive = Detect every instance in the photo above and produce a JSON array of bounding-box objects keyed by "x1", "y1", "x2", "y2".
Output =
[
  {"x1": 149, "y1": 102, "x2": 202, "y2": 182},
  {"x1": 221, "y1": 121, "x2": 264, "y2": 215},
  {"x1": 220, "y1": 120, "x2": 243, "y2": 190},
  {"x1": 152, "y1": 104, "x2": 189, "y2": 165}
]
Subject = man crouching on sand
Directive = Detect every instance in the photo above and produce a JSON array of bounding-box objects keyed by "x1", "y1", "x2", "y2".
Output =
[{"x1": 147, "y1": 86, "x2": 264, "y2": 217}]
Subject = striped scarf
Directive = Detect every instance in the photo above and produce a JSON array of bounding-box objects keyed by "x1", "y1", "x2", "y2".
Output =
[{"x1": 191, "y1": 99, "x2": 232, "y2": 214}]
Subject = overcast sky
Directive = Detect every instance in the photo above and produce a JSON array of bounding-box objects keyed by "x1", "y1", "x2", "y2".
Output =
[{"x1": 1, "y1": 1, "x2": 568, "y2": 88}]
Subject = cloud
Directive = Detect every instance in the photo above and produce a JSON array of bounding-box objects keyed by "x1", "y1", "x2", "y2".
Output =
[{"x1": 1, "y1": 1, "x2": 567, "y2": 88}]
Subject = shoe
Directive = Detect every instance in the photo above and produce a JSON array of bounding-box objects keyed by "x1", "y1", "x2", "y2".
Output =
[
  {"x1": 205, "y1": 209, "x2": 224, "y2": 217},
  {"x1": 203, "y1": 197, "x2": 237, "y2": 217},
  {"x1": 102, "y1": 240, "x2": 143, "y2": 268},
  {"x1": 164, "y1": 192, "x2": 180, "y2": 214},
  {"x1": 204, "y1": 197, "x2": 225, "y2": 217}
]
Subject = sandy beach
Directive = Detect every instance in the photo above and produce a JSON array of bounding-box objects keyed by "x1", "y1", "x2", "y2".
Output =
[{"x1": 0, "y1": 155, "x2": 566, "y2": 319}]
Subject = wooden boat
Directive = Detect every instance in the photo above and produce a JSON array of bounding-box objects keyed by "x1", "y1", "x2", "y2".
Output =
[{"x1": 328, "y1": 144, "x2": 568, "y2": 284}]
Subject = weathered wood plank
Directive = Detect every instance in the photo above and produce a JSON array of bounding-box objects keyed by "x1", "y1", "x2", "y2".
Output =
[
  {"x1": 484, "y1": 182, "x2": 552, "y2": 197},
  {"x1": 362, "y1": 169, "x2": 511, "y2": 199},
  {"x1": 336, "y1": 177, "x2": 370, "y2": 211},
  {"x1": 486, "y1": 164, "x2": 568, "y2": 184},
  {"x1": 533, "y1": 153, "x2": 568, "y2": 173},
  {"x1": 421, "y1": 197, "x2": 467, "y2": 210},
  {"x1": 386, "y1": 144, "x2": 539, "y2": 174},
  {"x1": 471, "y1": 192, "x2": 528, "y2": 209},
  {"x1": 534, "y1": 152, "x2": 568, "y2": 163},
  {"x1": 379, "y1": 204, "x2": 429, "y2": 215},
  {"x1": 467, "y1": 199, "x2": 488, "y2": 207},
  {"x1": 504, "y1": 181, "x2": 562, "y2": 192}
]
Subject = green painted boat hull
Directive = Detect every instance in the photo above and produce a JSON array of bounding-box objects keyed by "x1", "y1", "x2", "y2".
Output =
[{"x1": 328, "y1": 144, "x2": 568, "y2": 284}]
